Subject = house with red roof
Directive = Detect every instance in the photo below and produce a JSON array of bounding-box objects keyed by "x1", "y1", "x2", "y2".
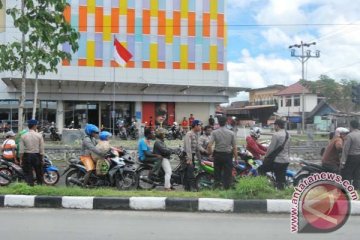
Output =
[{"x1": 274, "y1": 81, "x2": 324, "y2": 126}]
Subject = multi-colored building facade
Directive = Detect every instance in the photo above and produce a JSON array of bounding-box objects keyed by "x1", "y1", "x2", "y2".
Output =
[{"x1": 0, "y1": 0, "x2": 244, "y2": 133}]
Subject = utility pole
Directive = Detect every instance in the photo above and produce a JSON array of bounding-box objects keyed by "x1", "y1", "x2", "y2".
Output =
[{"x1": 289, "y1": 41, "x2": 320, "y2": 134}]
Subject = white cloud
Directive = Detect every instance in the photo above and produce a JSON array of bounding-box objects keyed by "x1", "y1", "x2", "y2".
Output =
[{"x1": 227, "y1": 0, "x2": 360, "y2": 103}]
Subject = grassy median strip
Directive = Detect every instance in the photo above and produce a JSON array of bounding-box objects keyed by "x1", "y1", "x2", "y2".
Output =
[{"x1": 0, "y1": 177, "x2": 293, "y2": 199}]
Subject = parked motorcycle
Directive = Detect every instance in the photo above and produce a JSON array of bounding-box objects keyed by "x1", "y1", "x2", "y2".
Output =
[
  {"x1": 293, "y1": 160, "x2": 329, "y2": 186},
  {"x1": 117, "y1": 120, "x2": 128, "y2": 140},
  {"x1": 127, "y1": 122, "x2": 139, "y2": 140},
  {"x1": 0, "y1": 155, "x2": 60, "y2": 186},
  {"x1": 63, "y1": 148, "x2": 137, "y2": 190},
  {"x1": 49, "y1": 126, "x2": 61, "y2": 141},
  {"x1": 136, "y1": 148, "x2": 187, "y2": 190},
  {"x1": 166, "y1": 123, "x2": 183, "y2": 140}
]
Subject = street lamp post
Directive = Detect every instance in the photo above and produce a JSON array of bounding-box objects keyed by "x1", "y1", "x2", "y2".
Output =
[{"x1": 289, "y1": 41, "x2": 320, "y2": 134}]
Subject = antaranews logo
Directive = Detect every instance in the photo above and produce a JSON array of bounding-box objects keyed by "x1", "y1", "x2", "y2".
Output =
[{"x1": 291, "y1": 172, "x2": 358, "y2": 233}]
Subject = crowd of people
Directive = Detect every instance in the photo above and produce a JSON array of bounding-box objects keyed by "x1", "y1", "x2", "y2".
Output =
[{"x1": 2, "y1": 117, "x2": 360, "y2": 192}]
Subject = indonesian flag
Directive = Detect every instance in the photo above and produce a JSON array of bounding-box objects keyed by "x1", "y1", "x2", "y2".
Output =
[{"x1": 113, "y1": 38, "x2": 133, "y2": 67}]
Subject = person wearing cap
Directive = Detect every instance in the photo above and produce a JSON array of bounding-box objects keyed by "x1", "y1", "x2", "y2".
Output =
[
  {"x1": 1, "y1": 131, "x2": 17, "y2": 163},
  {"x1": 341, "y1": 120, "x2": 360, "y2": 189},
  {"x1": 183, "y1": 119, "x2": 202, "y2": 191},
  {"x1": 207, "y1": 116, "x2": 238, "y2": 190},
  {"x1": 259, "y1": 119, "x2": 290, "y2": 190},
  {"x1": 19, "y1": 119, "x2": 45, "y2": 186},
  {"x1": 322, "y1": 127, "x2": 349, "y2": 174}
]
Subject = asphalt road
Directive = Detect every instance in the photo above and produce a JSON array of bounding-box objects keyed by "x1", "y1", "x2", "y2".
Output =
[{"x1": 0, "y1": 209, "x2": 358, "y2": 240}]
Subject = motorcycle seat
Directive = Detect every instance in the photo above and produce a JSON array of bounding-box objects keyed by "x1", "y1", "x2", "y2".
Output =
[{"x1": 202, "y1": 160, "x2": 214, "y2": 168}]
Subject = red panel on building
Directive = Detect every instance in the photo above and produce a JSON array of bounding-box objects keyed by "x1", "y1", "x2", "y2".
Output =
[{"x1": 142, "y1": 102, "x2": 155, "y2": 126}]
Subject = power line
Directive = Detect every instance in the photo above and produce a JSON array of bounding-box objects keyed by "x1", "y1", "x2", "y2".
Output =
[{"x1": 308, "y1": 60, "x2": 360, "y2": 80}]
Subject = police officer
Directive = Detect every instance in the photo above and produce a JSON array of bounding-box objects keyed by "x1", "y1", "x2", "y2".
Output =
[
  {"x1": 342, "y1": 120, "x2": 360, "y2": 189},
  {"x1": 19, "y1": 119, "x2": 44, "y2": 186},
  {"x1": 207, "y1": 116, "x2": 238, "y2": 190}
]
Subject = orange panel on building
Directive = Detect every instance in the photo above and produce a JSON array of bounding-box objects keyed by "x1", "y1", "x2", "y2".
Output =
[
  {"x1": 142, "y1": 61, "x2": 150, "y2": 68},
  {"x1": 111, "y1": 8, "x2": 119, "y2": 33},
  {"x1": 158, "y1": 62, "x2": 166, "y2": 69},
  {"x1": 62, "y1": 59, "x2": 70, "y2": 66},
  {"x1": 203, "y1": 13, "x2": 210, "y2": 37},
  {"x1": 188, "y1": 63, "x2": 195, "y2": 69},
  {"x1": 127, "y1": 9, "x2": 135, "y2": 34},
  {"x1": 173, "y1": 11, "x2": 181, "y2": 36},
  {"x1": 95, "y1": 60, "x2": 103, "y2": 67},
  {"x1": 126, "y1": 61, "x2": 135, "y2": 68},
  {"x1": 158, "y1": 11, "x2": 166, "y2": 35},
  {"x1": 95, "y1": 7, "x2": 103, "y2": 33},
  {"x1": 79, "y1": 6, "x2": 87, "y2": 32},
  {"x1": 217, "y1": 14, "x2": 224, "y2": 38},
  {"x1": 143, "y1": 10, "x2": 150, "y2": 34},
  {"x1": 64, "y1": 5, "x2": 71, "y2": 23},
  {"x1": 188, "y1": 12, "x2": 196, "y2": 36},
  {"x1": 78, "y1": 59, "x2": 87, "y2": 66},
  {"x1": 173, "y1": 62, "x2": 180, "y2": 69},
  {"x1": 202, "y1": 63, "x2": 210, "y2": 70}
]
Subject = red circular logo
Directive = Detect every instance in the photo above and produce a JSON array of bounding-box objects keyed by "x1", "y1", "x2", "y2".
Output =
[{"x1": 301, "y1": 183, "x2": 350, "y2": 231}]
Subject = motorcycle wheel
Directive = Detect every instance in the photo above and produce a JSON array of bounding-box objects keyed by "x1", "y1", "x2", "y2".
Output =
[
  {"x1": 115, "y1": 171, "x2": 137, "y2": 190},
  {"x1": 65, "y1": 169, "x2": 85, "y2": 187},
  {"x1": 0, "y1": 168, "x2": 12, "y2": 186},
  {"x1": 137, "y1": 168, "x2": 156, "y2": 190},
  {"x1": 293, "y1": 173, "x2": 310, "y2": 186},
  {"x1": 43, "y1": 170, "x2": 60, "y2": 185},
  {"x1": 196, "y1": 172, "x2": 214, "y2": 191}
]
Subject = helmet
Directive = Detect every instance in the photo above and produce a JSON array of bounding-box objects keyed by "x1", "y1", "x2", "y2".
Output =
[
  {"x1": 335, "y1": 127, "x2": 349, "y2": 137},
  {"x1": 84, "y1": 124, "x2": 99, "y2": 136},
  {"x1": 191, "y1": 119, "x2": 201, "y2": 127},
  {"x1": 250, "y1": 127, "x2": 261, "y2": 139},
  {"x1": 99, "y1": 131, "x2": 112, "y2": 141},
  {"x1": 173, "y1": 122, "x2": 178, "y2": 126}
]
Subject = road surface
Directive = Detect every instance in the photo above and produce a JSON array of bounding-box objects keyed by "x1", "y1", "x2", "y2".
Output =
[{"x1": 0, "y1": 209, "x2": 357, "y2": 240}]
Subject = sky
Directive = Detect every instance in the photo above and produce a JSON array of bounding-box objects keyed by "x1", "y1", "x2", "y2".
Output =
[{"x1": 226, "y1": 0, "x2": 360, "y2": 102}]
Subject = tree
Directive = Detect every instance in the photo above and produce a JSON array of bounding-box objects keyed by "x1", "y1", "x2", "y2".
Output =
[
  {"x1": 300, "y1": 76, "x2": 359, "y2": 113},
  {"x1": 0, "y1": 0, "x2": 79, "y2": 130}
]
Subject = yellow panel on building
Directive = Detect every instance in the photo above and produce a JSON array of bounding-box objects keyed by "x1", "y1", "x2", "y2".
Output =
[
  {"x1": 103, "y1": 15, "x2": 111, "y2": 41},
  {"x1": 181, "y1": 0, "x2": 188, "y2": 18},
  {"x1": 87, "y1": 41, "x2": 95, "y2": 66},
  {"x1": 119, "y1": 0, "x2": 127, "y2": 15},
  {"x1": 150, "y1": 0, "x2": 158, "y2": 17},
  {"x1": 87, "y1": 0, "x2": 96, "y2": 14},
  {"x1": 210, "y1": 0, "x2": 218, "y2": 20},
  {"x1": 180, "y1": 45, "x2": 188, "y2": 69},
  {"x1": 150, "y1": 43, "x2": 158, "y2": 68},
  {"x1": 165, "y1": 19, "x2": 173, "y2": 43},
  {"x1": 210, "y1": 45, "x2": 217, "y2": 70}
]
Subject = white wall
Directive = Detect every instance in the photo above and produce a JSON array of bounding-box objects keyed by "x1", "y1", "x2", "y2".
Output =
[
  {"x1": 175, "y1": 103, "x2": 213, "y2": 124},
  {"x1": 276, "y1": 94, "x2": 318, "y2": 115}
]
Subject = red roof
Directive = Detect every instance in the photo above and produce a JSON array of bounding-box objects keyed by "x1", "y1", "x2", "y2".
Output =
[{"x1": 274, "y1": 82, "x2": 310, "y2": 96}]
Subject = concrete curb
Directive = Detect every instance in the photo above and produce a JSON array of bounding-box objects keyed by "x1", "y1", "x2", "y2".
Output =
[{"x1": 1, "y1": 195, "x2": 359, "y2": 214}]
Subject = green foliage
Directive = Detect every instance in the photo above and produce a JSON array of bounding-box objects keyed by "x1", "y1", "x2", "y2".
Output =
[
  {"x1": 0, "y1": 0, "x2": 80, "y2": 75},
  {"x1": 0, "y1": 178, "x2": 293, "y2": 200},
  {"x1": 300, "y1": 76, "x2": 360, "y2": 112}
]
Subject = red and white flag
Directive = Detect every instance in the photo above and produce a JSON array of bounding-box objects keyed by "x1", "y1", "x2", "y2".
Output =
[{"x1": 113, "y1": 38, "x2": 133, "y2": 67}]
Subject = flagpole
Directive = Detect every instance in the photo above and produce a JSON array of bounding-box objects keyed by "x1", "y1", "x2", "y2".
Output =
[{"x1": 113, "y1": 62, "x2": 116, "y2": 137}]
